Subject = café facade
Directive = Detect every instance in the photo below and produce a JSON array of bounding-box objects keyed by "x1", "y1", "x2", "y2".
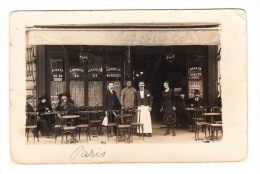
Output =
[{"x1": 26, "y1": 23, "x2": 221, "y2": 120}]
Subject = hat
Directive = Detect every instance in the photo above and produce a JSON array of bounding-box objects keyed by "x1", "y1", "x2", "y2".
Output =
[
  {"x1": 38, "y1": 95, "x2": 47, "y2": 100},
  {"x1": 58, "y1": 92, "x2": 71, "y2": 99},
  {"x1": 26, "y1": 95, "x2": 34, "y2": 99},
  {"x1": 194, "y1": 89, "x2": 200, "y2": 95}
]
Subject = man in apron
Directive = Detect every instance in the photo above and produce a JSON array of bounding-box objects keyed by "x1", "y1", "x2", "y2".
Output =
[{"x1": 135, "y1": 81, "x2": 153, "y2": 137}]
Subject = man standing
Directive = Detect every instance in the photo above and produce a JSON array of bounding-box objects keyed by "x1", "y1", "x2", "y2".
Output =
[
  {"x1": 121, "y1": 80, "x2": 136, "y2": 111},
  {"x1": 135, "y1": 81, "x2": 153, "y2": 137},
  {"x1": 103, "y1": 82, "x2": 122, "y2": 135}
]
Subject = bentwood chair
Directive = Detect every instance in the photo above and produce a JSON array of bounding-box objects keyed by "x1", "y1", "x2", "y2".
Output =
[
  {"x1": 75, "y1": 111, "x2": 91, "y2": 142},
  {"x1": 130, "y1": 109, "x2": 144, "y2": 140},
  {"x1": 210, "y1": 106, "x2": 223, "y2": 140},
  {"x1": 194, "y1": 108, "x2": 209, "y2": 140},
  {"x1": 210, "y1": 106, "x2": 222, "y2": 124},
  {"x1": 25, "y1": 112, "x2": 39, "y2": 142},
  {"x1": 54, "y1": 111, "x2": 67, "y2": 143},
  {"x1": 106, "y1": 110, "x2": 119, "y2": 141},
  {"x1": 89, "y1": 106, "x2": 103, "y2": 136},
  {"x1": 115, "y1": 111, "x2": 132, "y2": 143}
]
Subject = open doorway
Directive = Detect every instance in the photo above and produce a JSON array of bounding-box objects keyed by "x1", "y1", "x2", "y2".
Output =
[{"x1": 131, "y1": 46, "x2": 187, "y2": 125}]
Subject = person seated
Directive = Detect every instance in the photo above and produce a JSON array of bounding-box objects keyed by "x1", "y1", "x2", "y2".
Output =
[
  {"x1": 37, "y1": 95, "x2": 52, "y2": 137},
  {"x1": 56, "y1": 92, "x2": 75, "y2": 115},
  {"x1": 187, "y1": 90, "x2": 206, "y2": 130}
]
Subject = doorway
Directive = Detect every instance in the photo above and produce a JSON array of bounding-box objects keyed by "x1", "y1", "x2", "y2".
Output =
[{"x1": 131, "y1": 46, "x2": 187, "y2": 124}]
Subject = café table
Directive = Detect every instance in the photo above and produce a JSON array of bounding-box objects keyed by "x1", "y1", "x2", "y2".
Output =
[
  {"x1": 202, "y1": 113, "x2": 221, "y2": 141},
  {"x1": 39, "y1": 111, "x2": 57, "y2": 135}
]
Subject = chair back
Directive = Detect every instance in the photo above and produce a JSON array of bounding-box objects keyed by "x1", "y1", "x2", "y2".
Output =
[
  {"x1": 26, "y1": 112, "x2": 39, "y2": 126},
  {"x1": 195, "y1": 108, "x2": 207, "y2": 122},
  {"x1": 78, "y1": 111, "x2": 90, "y2": 124},
  {"x1": 210, "y1": 106, "x2": 221, "y2": 113},
  {"x1": 109, "y1": 110, "x2": 120, "y2": 124}
]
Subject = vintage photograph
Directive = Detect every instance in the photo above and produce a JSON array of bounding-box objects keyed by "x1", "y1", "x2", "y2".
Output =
[{"x1": 10, "y1": 9, "x2": 247, "y2": 163}]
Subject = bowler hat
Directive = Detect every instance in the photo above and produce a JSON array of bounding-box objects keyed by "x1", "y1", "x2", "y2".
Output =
[
  {"x1": 194, "y1": 89, "x2": 200, "y2": 94},
  {"x1": 26, "y1": 95, "x2": 34, "y2": 99}
]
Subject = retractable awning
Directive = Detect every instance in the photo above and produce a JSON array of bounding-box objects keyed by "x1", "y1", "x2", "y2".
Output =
[{"x1": 26, "y1": 24, "x2": 220, "y2": 46}]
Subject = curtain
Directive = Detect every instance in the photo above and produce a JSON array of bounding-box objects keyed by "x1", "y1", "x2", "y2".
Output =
[
  {"x1": 50, "y1": 81, "x2": 66, "y2": 106},
  {"x1": 70, "y1": 81, "x2": 84, "y2": 107},
  {"x1": 88, "y1": 81, "x2": 103, "y2": 107}
]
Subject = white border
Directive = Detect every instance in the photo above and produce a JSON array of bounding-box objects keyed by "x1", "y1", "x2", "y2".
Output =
[{"x1": 1, "y1": 0, "x2": 260, "y2": 173}]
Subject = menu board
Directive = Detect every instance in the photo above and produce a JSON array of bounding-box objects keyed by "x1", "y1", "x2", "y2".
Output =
[
  {"x1": 188, "y1": 66, "x2": 202, "y2": 80},
  {"x1": 88, "y1": 66, "x2": 103, "y2": 81},
  {"x1": 70, "y1": 68, "x2": 84, "y2": 80},
  {"x1": 188, "y1": 80, "x2": 203, "y2": 98},
  {"x1": 50, "y1": 58, "x2": 65, "y2": 81},
  {"x1": 106, "y1": 66, "x2": 121, "y2": 81}
]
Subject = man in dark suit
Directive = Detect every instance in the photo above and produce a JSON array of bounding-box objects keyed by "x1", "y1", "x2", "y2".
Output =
[
  {"x1": 188, "y1": 89, "x2": 206, "y2": 108},
  {"x1": 135, "y1": 81, "x2": 153, "y2": 137},
  {"x1": 103, "y1": 81, "x2": 122, "y2": 135}
]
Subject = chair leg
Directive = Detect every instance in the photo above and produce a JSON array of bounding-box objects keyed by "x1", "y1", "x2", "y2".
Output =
[
  {"x1": 88, "y1": 127, "x2": 91, "y2": 140},
  {"x1": 61, "y1": 130, "x2": 64, "y2": 144},
  {"x1": 116, "y1": 127, "x2": 118, "y2": 144},
  {"x1": 26, "y1": 129, "x2": 29, "y2": 142},
  {"x1": 138, "y1": 126, "x2": 140, "y2": 138},
  {"x1": 78, "y1": 128, "x2": 81, "y2": 140},
  {"x1": 172, "y1": 124, "x2": 176, "y2": 136},
  {"x1": 141, "y1": 125, "x2": 144, "y2": 140}
]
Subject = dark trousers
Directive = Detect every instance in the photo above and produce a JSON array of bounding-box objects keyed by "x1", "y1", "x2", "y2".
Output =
[{"x1": 37, "y1": 119, "x2": 50, "y2": 136}]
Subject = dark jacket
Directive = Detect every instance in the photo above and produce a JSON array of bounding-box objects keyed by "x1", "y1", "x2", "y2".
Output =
[
  {"x1": 37, "y1": 102, "x2": 52, "y2": 114},
  {"x1": 103, "y1": 90, "x2": 122, "y2": 111},
  {"x1": 26, "y1": 102, "x2": 34, "y2": 112},
  {"x1": 188, "y1": 97, "x2": 206, "y2": 107},
  {"x1": 56, "y1": 99, "x2": 75, "y2": 115},
  {"x1": 161, "y1": 89, "x2": 176, "y2": 107},
  {"x1": 135, "y1": 89, "x2": 153, "y2": 108}
]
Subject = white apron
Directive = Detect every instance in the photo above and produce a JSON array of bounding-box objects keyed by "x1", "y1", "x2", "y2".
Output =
[{"x1": 137, "y1": 106, "x2": 153, "y2": 133}]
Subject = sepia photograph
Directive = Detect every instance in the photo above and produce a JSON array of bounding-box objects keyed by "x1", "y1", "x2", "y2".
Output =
[{"x1": 10, "y1": 9, "x2": 247, "y2": 164}]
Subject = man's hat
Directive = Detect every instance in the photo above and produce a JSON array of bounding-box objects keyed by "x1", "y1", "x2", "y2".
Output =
[
  {"x1": 194, "y1": 89, "x2": 200, "y2": 95},
  {"x1": 26, "y1": 95, "x2": 34, "y2": 99}
]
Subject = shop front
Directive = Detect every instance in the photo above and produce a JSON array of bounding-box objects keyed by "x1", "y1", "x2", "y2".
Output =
[{"x1": 26, "y1": 24, "x2": 221, "y2": 121}]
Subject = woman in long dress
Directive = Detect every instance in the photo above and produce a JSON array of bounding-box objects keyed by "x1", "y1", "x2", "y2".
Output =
[{"x1": 160, "y1": 81, "x2": 176, "y2": 135}]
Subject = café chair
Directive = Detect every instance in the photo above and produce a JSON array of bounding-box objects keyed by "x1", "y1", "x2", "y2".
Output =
[
  {"x1": 194, "y1": 108, "x2": 209, "y2": 140},
  {"x1": 210, "y1": 106, "x2": 222, "y2": 124},
  {"x1": 210, "y1": 123, "x2": 223, "y2": 141},
  {"x1": 89, "y1": 106, "x2": 103, "y2": 136},
  {"x1": 53, "y1": 111, "x2": 67, "y2": 143},
  {"x1": 25, "y1": 112, "x2": 39, "y2": 142},
  {"x1": 106, "y1": 110, "x2": 119, "y2": 141},
  {"x1": 76, "y1": 111, "x2": 91, "y2": 142},
  {"x1": 130, "y1": 109, "x2": 144, "y2": 140},
  {"x1": 115, "y1": 111, "x2": 132, "y2": 143}
]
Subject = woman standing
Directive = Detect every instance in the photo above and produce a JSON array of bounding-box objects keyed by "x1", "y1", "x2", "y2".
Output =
[{"x1": 160, "y1": 81, "x2": 176, "y2": 135}]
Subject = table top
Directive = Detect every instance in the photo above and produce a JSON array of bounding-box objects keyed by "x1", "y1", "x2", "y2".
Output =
[
  {"x1": 62, "y1": 115, "x2": 80, "y2": 119},
  {"x1": 203, "y1": 113, "x2": 221, "y2": 116},
  {"x1": 40, "y1": 112, "x2": 57, "y2": 115}
]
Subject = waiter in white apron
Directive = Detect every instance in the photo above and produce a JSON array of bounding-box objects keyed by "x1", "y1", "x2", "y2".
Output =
[{"x1": 135, "y1": 81, "x2": 153, "y2": 137}]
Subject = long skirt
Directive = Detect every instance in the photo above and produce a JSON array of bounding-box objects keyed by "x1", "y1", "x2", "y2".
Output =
[{"x1": 137, "y1": 106, "x2": 152, "y2": 133}]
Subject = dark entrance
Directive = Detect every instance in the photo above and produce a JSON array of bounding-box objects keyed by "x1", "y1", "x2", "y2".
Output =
[{"x1": 131, "y1": 46, "x2": 187, "y2": 123}]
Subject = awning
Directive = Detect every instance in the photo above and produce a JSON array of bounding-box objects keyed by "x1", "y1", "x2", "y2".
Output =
[{"x1": 27, "y1": 27, "x2": 220, "y2": 46}]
